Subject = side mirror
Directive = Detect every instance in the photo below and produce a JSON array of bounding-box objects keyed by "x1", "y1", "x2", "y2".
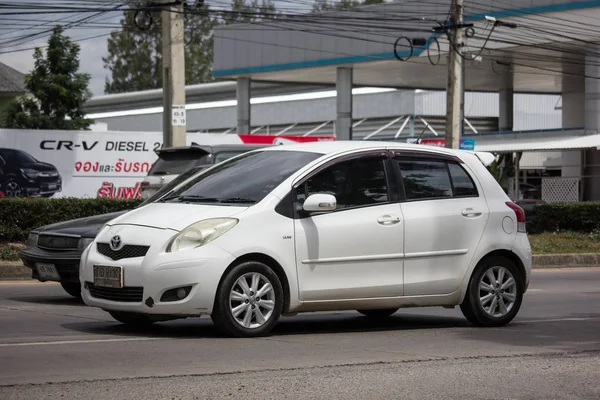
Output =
[{"x1": 302, "y1": 193, "x2": 337, "y2": 213}]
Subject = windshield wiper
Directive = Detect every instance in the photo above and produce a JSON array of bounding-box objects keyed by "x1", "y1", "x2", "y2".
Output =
[
  {"x1": 220, "y1": 197, "x2": 256, "y2": 204},
  {"x1": 160, "y1": 195, "x2": 221, "y2": 203},
  {"x1": 159, "y1": 195, "x2": 256, "y2": 204}
]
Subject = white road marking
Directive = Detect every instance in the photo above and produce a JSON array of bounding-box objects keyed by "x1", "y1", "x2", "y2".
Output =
[
  {"x1": 518, "y1": 317, "x2": 599, "y2": 324},
  {"x1": 0, "y1": 337, "x2": 170, "y2": 348}
]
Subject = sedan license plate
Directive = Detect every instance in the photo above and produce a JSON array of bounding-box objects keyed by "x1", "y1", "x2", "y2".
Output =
[
  {"x1": 48, "y1": 184, "x2": 57, "y2": 190},
  {"x1": 93, "y1": 265, "x2": 123, "y2": 288},
  {"x1": 36, "y1": 263, "x2": 60, "y2": 281}
]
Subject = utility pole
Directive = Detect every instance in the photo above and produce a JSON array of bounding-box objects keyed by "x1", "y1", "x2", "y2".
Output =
[
  {"x1": 161, "y1": 0, "x2": 186, "y2": 148},
  {"x1": 445, "y1": 0, "x2": 464, "y2": 149}
]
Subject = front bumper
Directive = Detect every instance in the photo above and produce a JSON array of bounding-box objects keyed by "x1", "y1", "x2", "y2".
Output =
[
  {"x1": 20, "y1": 246, "x2": 81, "y2": 283},
  {"x1": 80, "y1": 226, "x2": 236, "y2": 316}
]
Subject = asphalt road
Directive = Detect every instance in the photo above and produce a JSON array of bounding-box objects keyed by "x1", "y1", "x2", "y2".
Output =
[{"x1": 1, "y1": 268, "x2": 599, "y2": 399}]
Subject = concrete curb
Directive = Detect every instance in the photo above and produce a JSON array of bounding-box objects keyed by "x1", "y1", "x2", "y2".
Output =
[
  {"x1": 1, "y1": 254, "x2": 600, "y2": 281},
  {"x1": 0, "y1": 262, "x2": 32, "y2": 280}
]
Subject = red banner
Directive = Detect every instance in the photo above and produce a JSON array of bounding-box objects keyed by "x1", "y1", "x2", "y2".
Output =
[{"x1": 238, "y1": 134, "x2": 336, "y2": 145}]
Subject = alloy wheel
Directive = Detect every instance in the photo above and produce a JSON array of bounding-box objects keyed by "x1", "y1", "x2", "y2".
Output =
[
  {"x1": 229, "y1": 272, "x2": 276, "y2": 329},
  {"x1": 478, "y1": 266, "x2": 518, "y2": 318}
]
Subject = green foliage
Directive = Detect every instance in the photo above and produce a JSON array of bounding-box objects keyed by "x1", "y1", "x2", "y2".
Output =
[
  {"x1": 0, "y1": 198, "x2": 142, "y2": 243},
  {"x1": 225, "y1": 0, "x2": 276, "y2": 23},
  {"x1": 0, "y1": 245, "x2": 20, "y2": 261},
  {"x1": 103, "y1": 2, "x2": 219, "y2": 93},
  {"x1": 1, "y1": 25, "x2": 93, "y2": 130},
  {"x1": 312, "y1": 0, "x2": 383, "y2": 12},
  {"x1": 530, "y1": 202, "x2": 600, "y2": 234}
]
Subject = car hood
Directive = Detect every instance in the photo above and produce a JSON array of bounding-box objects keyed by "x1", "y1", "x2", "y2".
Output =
[
  {"x1": 21, "y1": 162, "x2": 58, "y2": 172},
  {"x1": 106, "y1": 202, "x2": 249, "y2": 231},
  {"x1": 34, "y1": 211, "x2": 128, "y2": 238}
]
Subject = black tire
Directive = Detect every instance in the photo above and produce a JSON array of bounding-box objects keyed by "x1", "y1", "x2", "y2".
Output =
[
  {"x1": 460, "y1": 255, "x2": 524, "y2": 327},
  {"x1": 211, "y1": 261, "x2": 284, "y2": 338},
  {"x1": 60, "y1": 282, "x2": 82, "y2": 299},
  {"x1": 357, "y1": 308, "x2": 398, "y2": 318},
  {"x1": 108, "y1": 311, "x2": 156, "y2": 326}
]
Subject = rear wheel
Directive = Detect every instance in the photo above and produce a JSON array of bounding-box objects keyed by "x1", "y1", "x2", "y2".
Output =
[
  {"x1": 460, "y1": 256, "x2": 523, "y2": 327},
  {"x1": 211, "y1": 261, "x2": 284, "y2": 338},
  {"x1": 357, "y1": 308, "x2": 398, "y2": 318},
  {"x1": 108, "y1": 311, "x2": 156, "y2": 326},
  {"x1": 60, "y1": 282, "x2": 82, "y2": 299}
]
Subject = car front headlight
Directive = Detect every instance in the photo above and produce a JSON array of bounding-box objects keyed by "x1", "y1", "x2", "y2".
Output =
[
  {"x1": 27, "y1": 233, "x2": 39, "y2": 246},
  {"x1": 167, "y1": 218, "x2": 239, "y2": 253},
  {"x1": 78, "y1": 238, "x2": 95, "y2": 251}
]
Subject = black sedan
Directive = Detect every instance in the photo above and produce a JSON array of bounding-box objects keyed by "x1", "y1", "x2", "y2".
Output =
[{"x1": 19, "y1": 166, "x2": 206, "y2": 298}]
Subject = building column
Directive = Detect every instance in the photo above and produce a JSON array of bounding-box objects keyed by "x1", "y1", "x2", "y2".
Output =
[
  {"x1": 498, "y1": 88, "x2": 514, "y2": 132},
  {"x1": 562, "y1": 74, "x2": 584, "y2": 188},
  {"x1": 336, "y1": 67, "x2": 353, "y2": 140},
  {"x1": 236, "y1": 78, "x2": 251, "y2": 134},
  {"x1": 497, "y1": 63, "x2": 514, "y2": 132},
  {"x1": 562, "y1": 74, "x2": 584, "y2": 128},
  {"x1": 584, "y1": 49, "x2": 600, "y2": 200}
]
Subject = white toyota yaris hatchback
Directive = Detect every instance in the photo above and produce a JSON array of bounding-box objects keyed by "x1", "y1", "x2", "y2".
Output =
[{"x1": 80, "y1": 141, "x2": 532, "y2": 337}]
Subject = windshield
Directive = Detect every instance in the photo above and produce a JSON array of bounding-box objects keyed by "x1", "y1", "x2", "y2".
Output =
[
  {"x1": 162, "y1": 150, "x2": 322, "y2": 205},
  {"x1": 138, "y1": 166, "x2": 208, "y2": 207},
  {"x1": 8, "y1": 150, "x2": 38, "y2": 164}
]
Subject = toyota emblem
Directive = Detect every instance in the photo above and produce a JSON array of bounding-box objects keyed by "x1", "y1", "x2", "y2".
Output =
[{"x1": 110, "y1": 235, "x2": 122, "y2": 250}]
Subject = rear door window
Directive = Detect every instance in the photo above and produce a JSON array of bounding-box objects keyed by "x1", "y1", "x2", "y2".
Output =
[
  {"x1": 396, "y1": 158, "x2": 479, "y2": 200},
  {"x1": 148, "y1": 158, "x2": 199, "y2": 176}
]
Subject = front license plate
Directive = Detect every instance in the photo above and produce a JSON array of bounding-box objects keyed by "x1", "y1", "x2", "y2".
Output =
[
  {"x1": 93, "y1": 265, "x2": 123, "y2": 288},
  {"x1": 48, "y1": 184, "x2": 57, "y2": 190},
  {"x1": 36, "y1": 263, "x2": 60, "y2": 281}
]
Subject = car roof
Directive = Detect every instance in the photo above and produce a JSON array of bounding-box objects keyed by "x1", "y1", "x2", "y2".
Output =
[
  {"x1": 262, "y1": 140, "x2": 467, "y2": 157},
  {"x1": 157, "y1": 143, "x2": 267, "y2": 154}
]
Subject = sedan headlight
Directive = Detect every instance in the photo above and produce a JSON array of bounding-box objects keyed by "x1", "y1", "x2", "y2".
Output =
[
  {"x1": 167, "y1": 218, "x2": 238, "y2": 253},
  {"x1": 27, "y1": 233, "x2": 39, "y2": 246},
  {"x1": 78, "y1": 238, "x2": 95, "y2": 251}
]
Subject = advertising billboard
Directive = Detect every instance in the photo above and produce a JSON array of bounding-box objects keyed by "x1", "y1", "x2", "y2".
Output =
[{"x1": 0, "y1": 129, "x2": 335, "y2": 199}]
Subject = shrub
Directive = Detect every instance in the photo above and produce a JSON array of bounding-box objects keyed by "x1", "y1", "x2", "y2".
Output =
[
  {"x1": 0, "y1": 198, "x2": 142, "y2": 243},
  {"x1": 530, "y1": 201, "x2": 600, "y2": 233}
]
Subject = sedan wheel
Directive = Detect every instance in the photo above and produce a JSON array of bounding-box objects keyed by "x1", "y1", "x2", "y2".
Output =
[
  {"x1": 460, "y1": 256, "x2": 523, "y2": 327},
  {"x1": 212, "y1": 261, "x2": 283, "y2": 338}
]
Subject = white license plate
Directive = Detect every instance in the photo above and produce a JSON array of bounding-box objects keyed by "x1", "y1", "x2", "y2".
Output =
[
  {"x1": 36, "y1": 263, "x2": 60, "y2": 281},
  {"x1": 93, "y1": 265, "x2": 123, "y2": 288},
  {"x1": 48, "y1": 184, "x2": 57, "y2": 190}
]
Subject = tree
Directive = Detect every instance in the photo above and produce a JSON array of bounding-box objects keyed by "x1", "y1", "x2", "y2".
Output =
[
  {"x1": 1, "y1": 25, "x2": 93, "y2": 130},
  {"x1": 103, "y1": 1, "x2": 219, "y2": 93},
  {"x1": 224, "y1": 0, "x2": 276, "y2": 24},
  {"x1": 312, "y1": 0, "x2": 382, "y2": 12}
]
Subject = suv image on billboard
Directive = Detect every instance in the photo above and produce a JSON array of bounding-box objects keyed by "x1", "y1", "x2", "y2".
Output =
[{"x1": 0, "y1": 148, "x2": 62, "y2": 197}]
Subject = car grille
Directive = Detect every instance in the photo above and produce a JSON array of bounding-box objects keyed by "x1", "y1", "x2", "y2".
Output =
[
  {"x1": 37, "y1": 235, "x2": 79, "y2": 250},
  {"x1": 86, "y1": 282, "x2": 143, "y2": 302},
  {"x1": 96, "y1": 243, "x2": 150, "y2": 261}
]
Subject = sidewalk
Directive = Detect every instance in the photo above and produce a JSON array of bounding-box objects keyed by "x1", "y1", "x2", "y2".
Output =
[{"x1": 2, "y1": 253, "x2": 600, "y2": 280}]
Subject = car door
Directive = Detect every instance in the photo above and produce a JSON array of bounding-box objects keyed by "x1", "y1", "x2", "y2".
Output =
[
  {"x1": 392, "y1": 150, "x2": 489, "y2": 296},
  {"x1": 293, "y1": 150, "x2": 405, "y2": 302}
]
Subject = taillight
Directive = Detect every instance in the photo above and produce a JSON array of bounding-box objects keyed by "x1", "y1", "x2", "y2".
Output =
[{"x1": 506, "y1": 201, "x2": 526, "y2": 233}]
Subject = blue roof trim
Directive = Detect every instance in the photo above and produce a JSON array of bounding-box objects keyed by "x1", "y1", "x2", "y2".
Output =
[{"x1": 213, "y1": 0, "x2": 600, "y2": 77}]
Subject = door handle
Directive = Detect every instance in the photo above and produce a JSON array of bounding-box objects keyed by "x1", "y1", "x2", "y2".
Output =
[
  {"x1": 461, "y1": 208, "x2": 482, "y2": 217},
  {"x1": 377, "y1": 215, "x2": 401, "y2": 225}
]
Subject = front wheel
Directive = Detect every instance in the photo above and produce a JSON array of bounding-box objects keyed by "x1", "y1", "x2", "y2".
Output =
[
  {"x1": 460, "y1": 256, "x2": 524, "y2": 327},
  {"x1": 211, "y1": 261, "x2": 284, "y2": 338}
]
